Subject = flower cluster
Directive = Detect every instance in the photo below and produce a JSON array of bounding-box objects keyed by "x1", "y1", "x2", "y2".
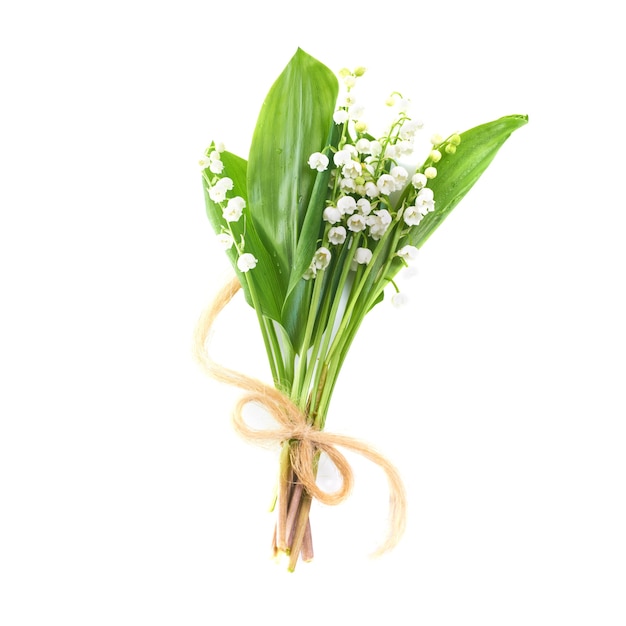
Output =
[
  {"x1": 303, "y1": 67, "x2": 461, "y2": 289},
  {"x1": 198, "y1": 141, "x2": 226, "y2": 174},
  {"x1": 200, "y1": 144, "x2": 258, "y2": 273}
]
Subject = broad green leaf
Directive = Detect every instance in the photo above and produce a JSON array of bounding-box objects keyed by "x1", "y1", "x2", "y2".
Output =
[
  {"x1": 383, "y1": 114, "x2": 528, "y2": 285},
  {"x1": 407, "y1": 114, "x2": 528, "y2": 249},
  {"x1": 247, "y1": 48, "x2": 339, "y2": 307},
  {"x1": 202, "y1": 151, "x2": 283, "y2": 321}
]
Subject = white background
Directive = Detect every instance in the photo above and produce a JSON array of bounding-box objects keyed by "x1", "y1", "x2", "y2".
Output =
[{"x1": 1, "y1": 1, "x2": 625, "y2": 624}]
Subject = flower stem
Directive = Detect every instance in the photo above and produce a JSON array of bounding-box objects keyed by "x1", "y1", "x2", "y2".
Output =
[
  {"x1": 324, "y1": 226, "x2": 393, "y2": 365},
  {"x1": 308, "y1": 239, "x2": 359, "y2": 426},
  {"x1": 292, "y1": 267, "x2": 326, "y2": 409},
  {"x1": 287, "y1": 491, "x2": 313, "y2": 572}
]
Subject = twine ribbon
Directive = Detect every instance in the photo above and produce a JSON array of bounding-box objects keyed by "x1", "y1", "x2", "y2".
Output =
[{"x1": 194, "y1": 276, "x2": 407, "y2": 556}]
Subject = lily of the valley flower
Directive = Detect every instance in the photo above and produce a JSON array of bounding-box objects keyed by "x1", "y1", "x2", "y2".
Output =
[
  {"x1": 218, "y1": 177, "x2": 234, "y2": 191},
  {"x1": 391, "y1": 292, "x2": 409, "y2": 307},
  {"x1": 390, "y1": 166, "x2": 409, "y2": 189},
  {"x1": 323, "y1": 206, "x2": 342, "y2": 224},
  {"x1": 355, "y1": 138, "x2": 371, "y2": 154},
  {"x1": 400, "y1": 119, "x2": 423, "y2": 139},
  {"x1": 403, "y1": 205, "x2": 424, "y2": 227},
  {"x1": 397, "y1": 245, "x2": 419, "y2": 262},
  {"x1": 339, "y1": 178, "x2": 357, "y2": 193},
  {"x1": 222, "y1": 196, "x2": 246, "y2": 222},
  {"x1": 208, "y1": 150, "x2": 224, "y2": 174},
  {"x1": 208, "y1": 176, "x2": 234, "y2": 202},
  {"x1": 415, "y1": 187, "x2": 435, "y2": 215},
  {"x1": 303, "y1": 263, "x2": 317, "y2": 280},
  {"x1": 237, "y1": 253, "x2": 258, "y2": 273},
  {"x1": 308, "y1": 152, "x2": 329, "y2": 172},
  {"x1": 364, "y1": 181, "x2": 380, "y2": 198},
  {"x1": 353, "y1": 247, "x2": 372, "y2": 266},
  {"x1": 366, "y1": 209, "x2": 392, "y2": 240},
  {"x1": 208, "y1": 185, "x2": 228, "y2": 203},
  {"x1": 341, "y1": 159, "x2": 362, "y2": 179},
  {"x1": 328, "y1": 226, "x2": 347, "y2": 245},
  {"x1": 216, "y1": 232, "x2": 234, "y2": 250},
  {"x1": 346, "y1": 213, "x2": 366, "y2": 232},
  {"x1": 313, "y1": 247, "x2": 332, "y2": 270},
  {"x1": 349, "y1": 103, "x2": 365, "y2": 121},
  {"x1": 376, "y1": 174, "x2": 396, "y2": 195},
  {"x1": 333, "y1": 109, "x2": 349, "y2": 124},
  {"x1": 333, "y1": 148, "x2": 355, "y2": 167},
  {"x1": 356, "y1": 198, "x2": 372, "y2": 215},
  {"x1": 337, "y1": 195, "x2": 357, "y2": 215},
  {"x1": 411, "y1": 172, "x2": 427, "y2": 189}
]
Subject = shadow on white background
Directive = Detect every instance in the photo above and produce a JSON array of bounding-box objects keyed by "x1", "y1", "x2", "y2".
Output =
[{"x1": 1, "y1": 1, "x2": 624, "y2": 624}]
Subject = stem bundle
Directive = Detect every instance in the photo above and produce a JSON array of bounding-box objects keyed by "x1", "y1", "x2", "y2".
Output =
[{"x1": 194, "y1": 277, "x2": 406, "y2": 570}]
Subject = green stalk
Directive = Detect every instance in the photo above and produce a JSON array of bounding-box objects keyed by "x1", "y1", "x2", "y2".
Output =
[
  {"x1": 224, "y1": 221, "x2": 285, "y2": 386},
  {"x1": 312, "y1": 355, "x2": 341, "y2": 431},
  {"x1": 277, "y1": 322, "x2": 296, "y2": 393},
  {"x1": 291, "y1": 267, "x2": 326, "y2": 409},
  {"x1": 314, "y1": 283, "x2": 374, "y2": 425},
  {"x1": 298, "y1": 278, "x2": 333, "y2": 410},
  {"x1": 249, "y1": 283, "x2": 283, "y2": 387},
  {"x1": 314, "y1": 218, "x2": 404, "y2": 423},
  {"x1": 324, "y1": 222, "x2": 396, "y2": 365},
  {"x1": 265, "y1": 317, "x2": 293, "y2": 393},
  {"x1": 308, "y1": 236, "x2": 361, "y2": 425}
]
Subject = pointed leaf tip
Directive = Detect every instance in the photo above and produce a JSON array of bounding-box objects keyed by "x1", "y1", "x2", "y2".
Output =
[{"x1": 402, "y1": 113, "x2": 528, "y2": 250}]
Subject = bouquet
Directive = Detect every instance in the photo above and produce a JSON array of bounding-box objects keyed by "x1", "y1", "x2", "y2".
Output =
[{"x1": 195, "y1": 48, "x2": 527, "y2": 571}]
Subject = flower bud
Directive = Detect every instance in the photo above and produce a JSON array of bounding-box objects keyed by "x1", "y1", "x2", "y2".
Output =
[{"x1": 429, "y1": 149, "x2": 442, "y2": 163}]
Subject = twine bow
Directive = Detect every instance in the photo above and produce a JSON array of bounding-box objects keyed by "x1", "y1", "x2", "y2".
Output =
[{"x1": 194, "y1": 276, "x2": 407, "y2": 556}]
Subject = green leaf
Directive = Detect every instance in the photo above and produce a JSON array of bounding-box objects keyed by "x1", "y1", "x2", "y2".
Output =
[
  {"x1": 408, "y1": 114, "x2": 528, "y2": 249},
  {"x1": 280, "y1": 278, "x2": 312, "y2": 352},
  {"x1": 202, "y1": 151, "x2": 284, "y2": 321},
  {"x1": 247, "y1": 48, "x2": 339, "y2": 303},
  {"x1": 287, "y1": 123, "x2": 341, "y2": 298},
  {"x1": 286, "y1": 235, "x2": 354, "y2": 352},
  {"x1": 382, "y1": 114, "x2": 528, "y2": 302}
]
